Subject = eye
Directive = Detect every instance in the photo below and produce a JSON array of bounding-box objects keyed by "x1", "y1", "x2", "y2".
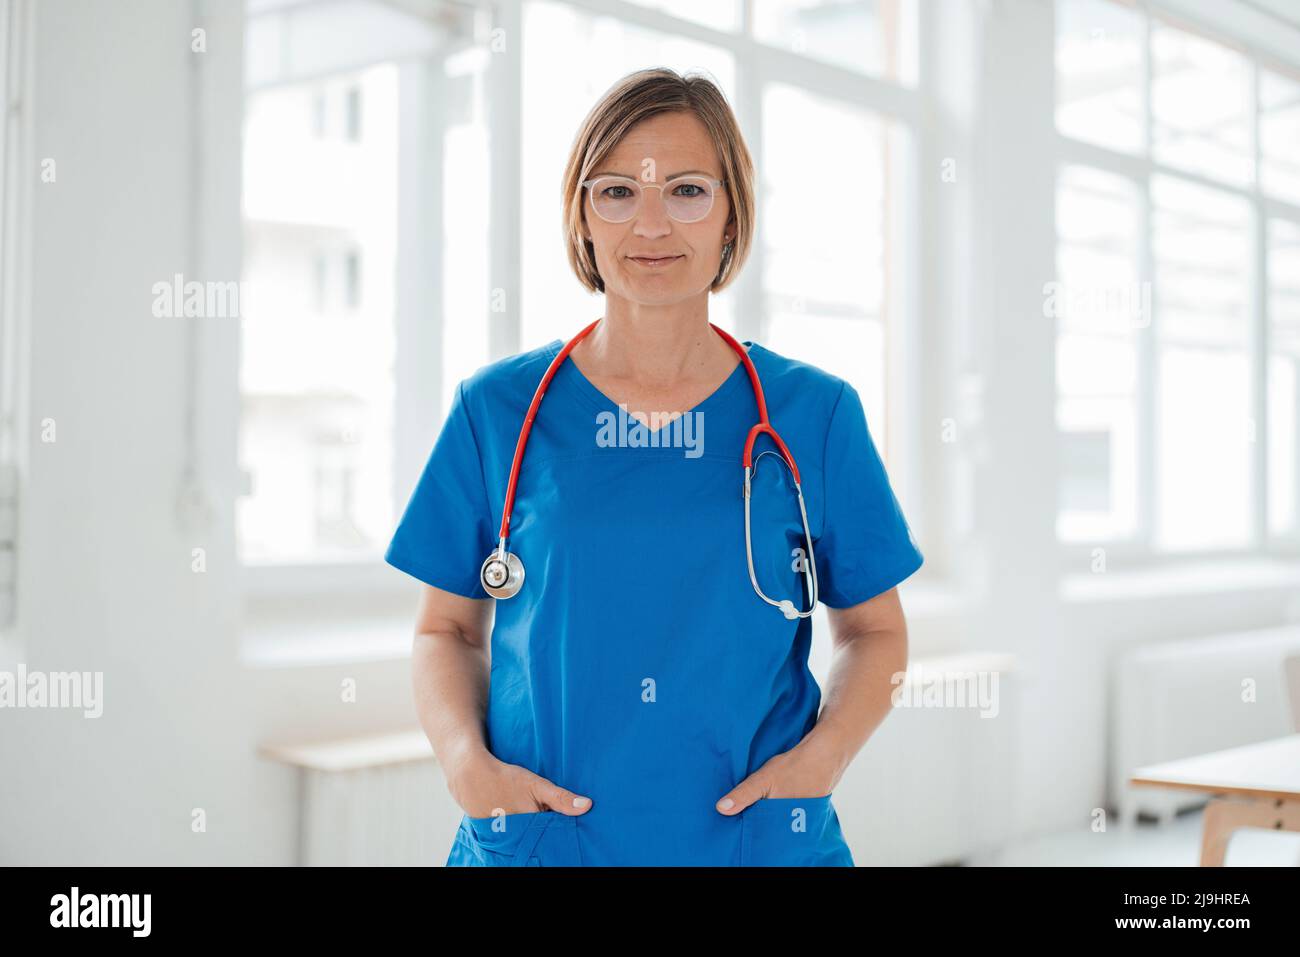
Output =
[
  {"x1": 672, "y1": 183, "x2": 705, "y2": 197},
  {"x1": 601, "y1": 184, "x2": 634, "y2": 199}
]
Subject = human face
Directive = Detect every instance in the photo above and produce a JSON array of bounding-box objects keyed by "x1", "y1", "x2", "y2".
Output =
[{"x1": 581, "y1": 111, "x2": 733, "y2": 306}]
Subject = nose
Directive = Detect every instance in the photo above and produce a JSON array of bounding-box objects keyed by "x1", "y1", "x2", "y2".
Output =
[{"x1": 633, "y1": 184, "x2": 673, "y2": 236}]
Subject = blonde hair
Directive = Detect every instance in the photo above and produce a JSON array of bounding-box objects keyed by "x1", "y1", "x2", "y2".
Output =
[{"x1": 561, "y1": 68, "x2": 755, "y2": 294}]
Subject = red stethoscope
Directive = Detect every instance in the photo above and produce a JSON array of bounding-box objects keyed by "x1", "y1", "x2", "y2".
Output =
[{"x1": 479, "y1": 318, "x2": 819, "y2": 619}]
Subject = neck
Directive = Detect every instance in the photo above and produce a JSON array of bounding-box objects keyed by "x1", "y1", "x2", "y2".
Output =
[{"x1": 576, "y1": 299, "x2": 738, "y2": 389}]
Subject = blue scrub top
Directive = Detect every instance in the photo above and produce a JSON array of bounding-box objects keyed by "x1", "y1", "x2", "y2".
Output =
[{"x1": 385, "y1": 336, "x2": 924, "y2": 866}]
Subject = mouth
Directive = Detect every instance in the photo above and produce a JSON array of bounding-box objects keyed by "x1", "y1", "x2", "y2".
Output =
[{"x1": 628, "y1": 255, "x2": 684, "y2": 268}]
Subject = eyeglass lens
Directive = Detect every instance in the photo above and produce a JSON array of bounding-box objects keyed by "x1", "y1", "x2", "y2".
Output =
[{"x1": 589, "y1": 176, "x2": 716, "y2": 224}]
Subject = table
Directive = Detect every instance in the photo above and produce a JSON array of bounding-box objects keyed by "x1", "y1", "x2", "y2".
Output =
[{"x1": 1130, "y1": 734, "x2": 1300, "y2": 866}]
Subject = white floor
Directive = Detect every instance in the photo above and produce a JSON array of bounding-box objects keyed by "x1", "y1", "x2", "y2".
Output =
[{"x1": 970, "y1": 806, "x2": 1300, "y2": 866}]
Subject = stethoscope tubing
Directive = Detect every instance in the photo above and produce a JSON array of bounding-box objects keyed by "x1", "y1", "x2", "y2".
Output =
[
  {"x1": 486, "y1": 318, "x2": 817, "y2": 615},
  {"x1": 496, "y1": 317, "x2": 603, "y2": 545},
  {"x1": 743, "y1": 452, "x2": 819, "y2": 617}
]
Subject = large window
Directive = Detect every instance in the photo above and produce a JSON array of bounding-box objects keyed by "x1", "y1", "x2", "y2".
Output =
[
  {"x1": 1150, "y1": 19, "x2": 1252, "y2": 186},
  {"x1": 1270, "y1": 218, "x2": 1300, "y2": 539},
  {"x1": 241, "y1": 66, "x2": 399, "y2": 562},
  {"x1": 1054, "y1": 0, "x2": 1143, "y2": 153},
  {"x1": 1261, "y1": 68, "x2": 1300, "y2": 205},
  {"x1": 762, "y1": 83, "x2": 900, "y2": 438},
  {"x1": 239, "y1": 0, "x2": 487, "y2": 569},
  {"x1": 1151, "y1": 175, "x2": 1252, "y2": 550},
  {"x1": 1055, "y1": 165, "x2": 1142, "y2": 542},
  {"x1": 1055, "y1": 0, "x2": 1300, "y2": 557},
  {"x1": 751, "y1": 0, "x2": 917, "y2": 84}
]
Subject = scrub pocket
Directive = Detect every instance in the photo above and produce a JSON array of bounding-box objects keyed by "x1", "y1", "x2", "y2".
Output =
[
  {"x1": 739, "y1": 795, "x2": 854, "y2": 867},
  {"x1": 448, "y1": 811, "x2": 581, "y2": 867}
]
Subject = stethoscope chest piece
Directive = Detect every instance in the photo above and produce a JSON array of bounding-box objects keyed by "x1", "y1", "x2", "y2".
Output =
[{"x1": 480, "y1": 547, "x2": 525, "y2": 599}]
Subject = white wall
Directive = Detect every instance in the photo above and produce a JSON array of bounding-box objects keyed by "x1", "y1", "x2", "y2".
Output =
[{"x1": 0, "y1": 0, "x2": 268, "y2": 865}]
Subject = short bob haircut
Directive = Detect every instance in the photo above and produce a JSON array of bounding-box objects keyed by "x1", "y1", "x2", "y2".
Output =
[{"x1": 561, "y1": 68, "x2": 755, "y2": 295}]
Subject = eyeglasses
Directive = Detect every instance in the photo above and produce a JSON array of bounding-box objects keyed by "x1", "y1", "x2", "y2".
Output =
[{"x1": 581, "y1": 174, "x2": 725, "y2": 224}]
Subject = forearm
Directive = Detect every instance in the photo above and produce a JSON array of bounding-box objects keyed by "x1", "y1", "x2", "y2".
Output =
[
  {"x1": 800, "y1": 624, "x2": 908, "y2": 787},
  {"x1": 411, "y1": 629, "x2": 492, "y2": 777}
]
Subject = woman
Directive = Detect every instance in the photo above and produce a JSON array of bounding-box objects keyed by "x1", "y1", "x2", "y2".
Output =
[{"x1": 385, "y1": 68, "x2": 922, "y2": 866}]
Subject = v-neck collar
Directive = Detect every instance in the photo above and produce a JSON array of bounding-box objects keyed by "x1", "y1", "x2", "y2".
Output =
[{"x1": 544, "y1": 336, "x2": 760, "y2": 432}]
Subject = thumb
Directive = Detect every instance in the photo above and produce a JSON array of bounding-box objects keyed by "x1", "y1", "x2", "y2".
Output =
[
  {"x1": 715, "y1": 773, "x2": 770, "y2": 817},
  {"x1": 528, "y1": 773, "x2": 593, "y2": 816}
]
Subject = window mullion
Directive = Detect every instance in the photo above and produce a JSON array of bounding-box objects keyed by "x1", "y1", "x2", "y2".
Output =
[
  {"x1": 1138, "y1": 4, "x2": 1156, "y2": 553},
  {"x1": 1138, "y1": 174, "x2": 1156, "y2": 552},
  {"x1": 1249, "y1": 57, "x2": 1269, "y2": 548}
]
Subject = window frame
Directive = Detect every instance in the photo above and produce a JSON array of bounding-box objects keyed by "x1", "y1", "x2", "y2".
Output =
[
  {"x1": 239, "y1": 0, "x2": 485, "y2": 599},
  {"x1": 1055, "y1": 0, "x2": 1300, "y2": 568}
]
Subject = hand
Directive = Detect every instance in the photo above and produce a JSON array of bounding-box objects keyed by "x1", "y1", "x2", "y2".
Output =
[
  {"x1": 714, "y1": 739, "x2": 842, "y2": 816},
  {"x1": 446, "y1": 749, "x2": 593, "y2": 819}
]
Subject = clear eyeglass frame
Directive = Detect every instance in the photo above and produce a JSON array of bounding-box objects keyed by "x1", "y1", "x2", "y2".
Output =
[{"x1": 580, "y1": 174, "x2": 726, "y2": 224}]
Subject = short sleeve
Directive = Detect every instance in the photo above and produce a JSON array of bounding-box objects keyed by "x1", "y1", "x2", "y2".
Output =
[
  {"x1": 814, "y1": 381, "x2": 923, "y2": 608},
  {"x1": 384, "y1": 380, "x2": 493, "y2": 599}
]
